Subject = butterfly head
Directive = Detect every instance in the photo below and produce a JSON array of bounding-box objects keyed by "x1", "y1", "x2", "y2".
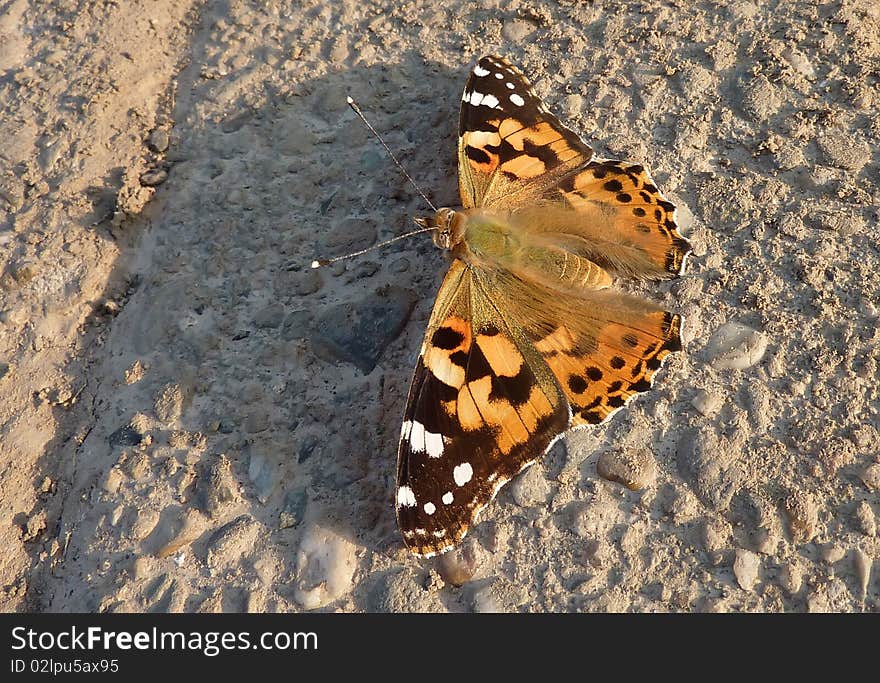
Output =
[{"x1": 414, "y1": 207, "x2": 466, "y2": 252}]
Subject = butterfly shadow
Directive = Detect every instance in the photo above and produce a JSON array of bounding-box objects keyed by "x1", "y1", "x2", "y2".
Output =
[{"x1": 20, "y1": 37, "x2": 473, "y2": 612}]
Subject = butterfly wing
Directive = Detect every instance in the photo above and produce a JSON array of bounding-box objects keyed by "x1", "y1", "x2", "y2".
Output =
[
  {"x1": 457, "y1": 55, "x2": 593, "y2": 209},
  {"x1": 395, "y1": 260, "x2": 569, "y2": 557},
  {"x1": 483, "y1": 269, "x2": 683, "y2": 428},
  {"x1": 459, "y1": 55, "x2": 691, "y2": 278}
]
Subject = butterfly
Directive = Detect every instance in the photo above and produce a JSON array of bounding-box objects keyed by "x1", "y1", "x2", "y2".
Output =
[{"x1": 395, "y1": 55, "x2": 691, "y2": 557}]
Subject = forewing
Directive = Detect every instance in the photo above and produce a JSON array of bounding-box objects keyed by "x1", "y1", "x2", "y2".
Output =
[
  {"x1": 395, "y1": 260, "x2": 569, "y2": 557},
  {"x1": 457, "y1": 54, "x2": 593, "y2": 209}
]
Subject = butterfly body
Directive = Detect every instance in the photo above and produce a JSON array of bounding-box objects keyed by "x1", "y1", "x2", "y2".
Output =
[{"x1": 395, "y1": 55, "x2": 692, "y2": 557}]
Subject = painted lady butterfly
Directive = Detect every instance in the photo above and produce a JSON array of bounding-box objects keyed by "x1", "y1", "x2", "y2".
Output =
[{"x1": 395, "y1": 55, "x2": 691, "y2": 557}]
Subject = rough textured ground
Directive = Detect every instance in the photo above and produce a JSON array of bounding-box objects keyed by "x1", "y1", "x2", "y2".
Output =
[{"x1": 1, "y1": 0, "x2": 878, "y2": 613}]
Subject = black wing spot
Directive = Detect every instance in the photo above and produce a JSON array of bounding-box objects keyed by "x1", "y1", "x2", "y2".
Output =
[
  {"x1": 616, "y1": 192, "x2": 632, "y2": 203},
  {"x1": 603, "y1": 179, "x2": 623, "y2": 193},
  {"x1": 568, "y1": 374, "x2": 588, "y2": 394},
  {"x1": 449, "y1": 350, "x2": 469, "y2": 368},
  {"x1": 633, "y1": 207, "x2": 646, "y2": 217},
  {"x1": 465, "y1": 145, "x2": 491, "y2": 164},
  {"x1": 622, "y1": 333, "x2": 638, "y2": 348},
  {"x1": 432, "y1": 326, "x2": 465, "y2": 350},
  {"x1": 585, "y1": 366, "x2": 603, "y2": 381},
  {"x1": 607, "y1": 395, "x2": 625, "y2": 408},
  {"x1": 581, "y1": 410, "x2": 603, "y2": 424},
  {"x1": 490, "y1": 364, "x2": 535, "y2": 406},
  {"x1": 631, "y1": 378, "x2": 651, "y2": 392},
  {"x1": 610, "y1": 356, "x2": 625, "y2": 369}
]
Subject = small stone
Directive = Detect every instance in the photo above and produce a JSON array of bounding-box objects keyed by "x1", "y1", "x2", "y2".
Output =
[
  {"x1": 779, "y1": 560, "x2": 803, "y2": 594},
  {"x1": 124, "y1": 360, "x2": 146, "y2": 384},
  {"x1": 123, "y1": 451, "x2": 151, "y2": 480},
  {"x1": 104, "y1": 467, "x2": 125, "y2": 494},
  {"x1": 154, "y1": 383, "x2": 191, "y2": 422},
  {"x1": 740, "y1": 75, "x2": 781, "y2": 121},
  {"x1": 435, "y1": 544, "x2": 477, "y2": 586},
  {"x1": 206, "y1": 515, "x2": 261, "y2": 570},
  {"x1": 675, "y1": 429, "x2": 744, "y2": 512},
  {"x1": 294, "y1": 523, "x2": 357, "y2": 609},
  {"x1": 860, "y1": 463, "x2": 880, "y2": 491},
  {"x1": 821, "y1": 543, "x2": 846, "y2": 564},
  {"x1": 319, "y1": 217, "x2": 377, "y2": 256},
  {"x1": 194, "y1": 455, "x2": 237, "y2": 518},
  {"x1": 703, "y1": 518, "x2": 730, "y2": 554},
  {"x1": 784, "y1": 492, "x2": 819, "y2": 543},
  {"x1": 691, "y1": 388, "x2": 722, "y2": 416},
  {"x1": 147, "y1": 129, "x2": 170, "y2": 153},
  {"x1": 22, "y1": 511, "x2": 47, "y2": 542},
  {"x1": 733, "y1": 548, "x2": 760, "y2": 591},
  {"x1": 279, "y1": 488, "x2": 307, "y2": 529},
  {"x1": 704, "y1": 322, "x2": 768, "y2": 370},
  {"x1": 751, "y1": 526, "x2": 779, "y2": 555},
  {"x1": 853, "y1": 549, "x2": 872, "y2": 598},
  {"x1": 509, "y1": 464, "x2": 551, "y2": 507},
  {"x1": 123, "y1": 501, "x2": 156, "y2": 538},
  {"x1": 564, "y1": 94, "x2": 584, "y2": 119},
  {"x1": 292, "y1": 269, "x2": 321, "y2": 295},
  {"x1": 0, "y1": 175, "x2": 24, "y2": 211},
  {"x1": 139, "y1": 168, "x2": 168, "y2": 187},
  {"x1": 390, "y1": 256, "x2": 410, "y2": 273},
  {"x1": 781, "y1": 47, "x2": 815, "y2": 80},
  {"x1": 109, "y1": 424, "x2": 143, "y2": 448},
  {"x1": 252, "y1": 303, "x2": 285, "y2": 329},
  {"x1": 281, "y1": 310, "x2": 311, "y2": 341},
  {"x1": 596, "y1": 448, "x2": 657, "y2": 491},
  {"x1": 853, "y1": 501, "x2": 876, "y2": 537},
  {"x1": 312, "y1": 285, "x2": 416, "y2": 373},
  {"x1": 247, "y1": 450, "x2": 276, "y2": 503},
  {"x1": 501, "y1": 19, "x2": 535, "y2": 43},
  {"x1": 817, "y1": 131, "x2": 870, "y2": 171}
]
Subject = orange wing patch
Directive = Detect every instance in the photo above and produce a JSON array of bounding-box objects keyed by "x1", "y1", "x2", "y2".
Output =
[
  {"x1": 559, "y1": 160, "x2": 691, "y2": 277},
  {"x1": 533, "y1": 311, "x2": 682, "y2": 427}
]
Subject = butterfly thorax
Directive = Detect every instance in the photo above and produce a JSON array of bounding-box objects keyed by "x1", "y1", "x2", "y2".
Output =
[{"x1": 420, "y1": 206, "x2": 614, "y2": 292}]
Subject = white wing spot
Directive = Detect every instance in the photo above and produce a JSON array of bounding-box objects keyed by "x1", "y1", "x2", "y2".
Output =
[
  {"x1": 480, "y1": 93, "x2": 500, "y2": 109},
  {"x1": 506, "y1": 82, "x2": 515, "y2": 89},
  {"x1": 400, "y1": 420, "x2": 412, "y2": 441},
  {"x1": 433, "y1": 529, "x2": 446, "y2": 538},
  {"x1": 469, "y1": 91, "x2": 484, "y2": 106},
  {"x1": 462, "y1": 89, "x2": 470, "y2": 102},
  {"x1": 494, "y1": 72, "x2": 504, "y2": 79},
  {"x1": 409, "y1": 420, "x2": 425, "y2": 453},
  {"x1": 509, "y1": 93, "x2": 525, "y2": 107},
  {"x1": 424, "y1": 429, "x2": 444, "y2": 458},
  {"x1": 397, "y1": 486, "x2": 417, "y2": 508},
  {"x1": 423, "y1": 502, "x2": 436, "y2": 515},
  {"x1": 473, "y1": 64, "x2": 490, "y2": 77},
  {"x1": 453, "y1": 462, "x2": 473, "y2": 487},
  {"x1": 442, "y1": 491, "x2": 454, "y2": 505}
]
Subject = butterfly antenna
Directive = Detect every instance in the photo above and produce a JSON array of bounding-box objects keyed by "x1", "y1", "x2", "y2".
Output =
[
  {"x1": 310, "y1": 225, "x2": 436, "y2": 269},
  {"x1": 346, "y1": 96, "x2": 437, "y2": 212}
]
